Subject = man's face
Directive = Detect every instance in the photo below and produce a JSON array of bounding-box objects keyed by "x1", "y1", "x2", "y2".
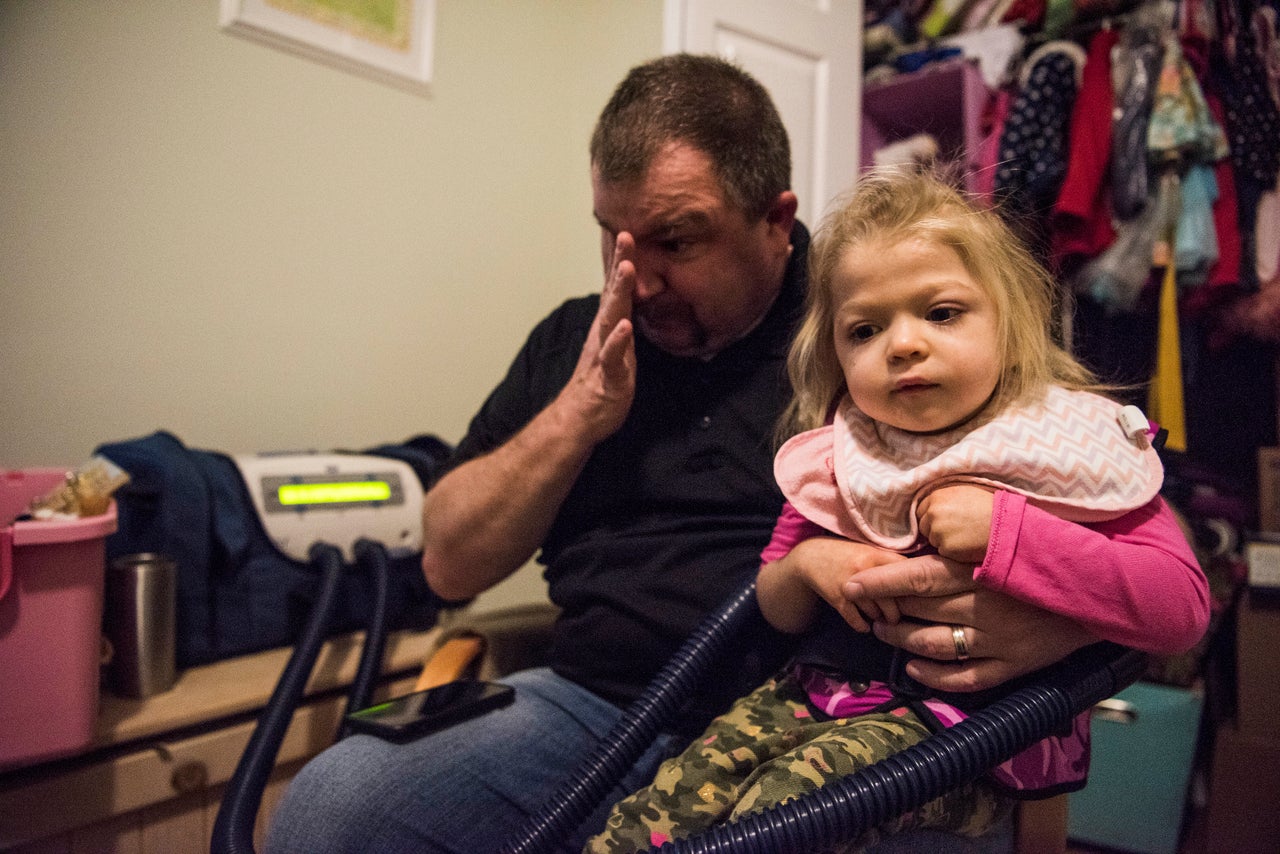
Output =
[{"x1": 591, "y1": 143, "x2": 796, "y2": 358}]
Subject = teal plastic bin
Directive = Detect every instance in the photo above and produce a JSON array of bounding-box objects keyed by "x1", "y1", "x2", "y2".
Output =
[{"x1": 1068, "y1": 681, "x2": 1203, "y2": 854}]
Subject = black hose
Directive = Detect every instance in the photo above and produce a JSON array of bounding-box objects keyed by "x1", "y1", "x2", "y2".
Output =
[
  {"x1": 210, "y1": 542, "x2": 346, "y2": 854},
  {"x1": 503, "y1": 566, "x2": 1143, "y2": 854},
  {"x1": 339, "y1": 538, "x2": 391, "y2": 738},
  {"x1": 501, "y1": 578, "x2": 763, "y2": 854},
  {"x1": 659, "y1": 643, "x2": 1146, "y2": 854}
]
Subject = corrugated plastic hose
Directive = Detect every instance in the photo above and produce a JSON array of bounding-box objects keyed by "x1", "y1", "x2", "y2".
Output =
[
  {"x1": 339, "y1": 539, "x2": 391, "y2": 737},
  {"x1": 501, "y1": 578, "x2": 763, "y2": 854},
  {"x1": 504, "y1": 575, "x2": 1145, "y2": 854},
  {"x1": 211, "y1": 539, "x2": 392, "y2": 854},
  {"x1": 211, "y1": 542, "x2": 346, "y2": 854},
  {"x1": 660, "y1": 642, "x2": 1145, "y2": 853}
]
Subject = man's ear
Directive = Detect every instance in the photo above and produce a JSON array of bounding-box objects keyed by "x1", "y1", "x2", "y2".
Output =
[{"x1": 765, "y1": 191, "x2": 799, "y2": 235}]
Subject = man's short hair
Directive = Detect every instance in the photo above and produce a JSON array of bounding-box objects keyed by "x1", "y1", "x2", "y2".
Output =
[{"x1": 590, "y1": 53, "x2": 791, "y2": 221}]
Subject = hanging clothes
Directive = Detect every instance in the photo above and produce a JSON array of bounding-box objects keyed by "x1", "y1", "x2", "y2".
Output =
[
  {"x1": 1041, "y1": 0, "x2": 1076, "y2": 39},
  {"x1": 1000, "y1": 0, "x2": 1047, "y2": 29},
  {"x1": 1174, "y1": 164, "x2": 1220, "y2": 286},
  {"x1": 1218, "y1": 169, "x2": 1280, "y2": 346},
  {"x1": 1077, "y1": 165, "x2": 1180, "y2": 315},
  {"x1": 992, "y1": 39, "x2": 1085, "y2": 236},
  {"x1": 1222, "y1": 3, "x2": 1280, "y2": 185},
  {"x1": 1180, "y1": 86, "x2": 1243, "y2": 325},
  {"x1": 1256, "y1": 5, "x2": 1280, "y2": 110},
  {"x1": 1052, "y1": 26, "x2": 1121, "y2": 266},
  {"x1": 974, "y1": 87, "x2": 1013, "y2": 200},
  {"x1": 1218, "y1": 0, "x2": 1280, "y2": 293},
  {"x1": 1147, "y1": 35, "x2": 1230, "y2": 166},
  {"x1": 1145, "y1": 32, "x2": 1230, "y2": 290},
  {"x1": 1110, "y1": 5, "x2": 1169, "y2": 220},
  {"x1": 1188, "y1": 41, "x2": 1243, "y2": 299},
  {"x1": 1258, "y1": 173, "x2": 1280, "y2": 284}
]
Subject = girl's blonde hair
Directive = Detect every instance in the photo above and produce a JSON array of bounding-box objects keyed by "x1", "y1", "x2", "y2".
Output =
[{"x1": 782, "y1": 167, "x2": 1100, "y2": 438}]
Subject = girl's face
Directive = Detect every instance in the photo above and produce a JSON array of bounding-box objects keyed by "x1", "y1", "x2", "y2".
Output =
[{"x1": 831, "y1": 235, "x2": 1002, "y2": 433}]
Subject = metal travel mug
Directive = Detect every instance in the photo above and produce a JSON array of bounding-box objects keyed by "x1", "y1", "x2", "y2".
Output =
[{"x1": 105, "y1": 553, "x2": 177, "y2": 698}]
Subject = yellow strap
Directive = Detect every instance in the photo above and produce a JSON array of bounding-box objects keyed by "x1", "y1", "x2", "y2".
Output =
[
  {"x1": 414, "y1": 631, "x2": 487, "y2": 691},
  {"x1": 1147, "y1": 262, "x2": 1187, "y2": 452}
]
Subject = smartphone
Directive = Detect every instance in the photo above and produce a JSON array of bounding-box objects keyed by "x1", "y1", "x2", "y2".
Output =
[{"x1": 344, "y1": 679, "x2": 515, "y2": 742}]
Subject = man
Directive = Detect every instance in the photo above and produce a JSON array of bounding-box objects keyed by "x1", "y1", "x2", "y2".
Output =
[{"x1": 267, "y1": 54, "x2": 1094, "y2": 854}]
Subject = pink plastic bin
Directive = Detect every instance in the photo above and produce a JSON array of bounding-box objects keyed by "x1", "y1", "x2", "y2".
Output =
[{"x1": 1, "y1": 468, "x2": 116, "y2": 770}]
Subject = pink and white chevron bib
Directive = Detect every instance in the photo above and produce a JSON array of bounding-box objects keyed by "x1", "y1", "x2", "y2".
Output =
[{"x1": 774, "y1": 386, "x2": 1164, "y2": 550}]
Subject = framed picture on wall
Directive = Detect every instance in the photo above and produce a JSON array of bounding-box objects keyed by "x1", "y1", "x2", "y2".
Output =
[{"x1": 220, "y1": 0, "x2": 435, "y2": 95}]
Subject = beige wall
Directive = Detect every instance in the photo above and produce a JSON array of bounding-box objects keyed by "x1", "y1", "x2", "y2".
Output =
[{"x1": 0, "y1": 0, "x2": 663, "y2": 470}]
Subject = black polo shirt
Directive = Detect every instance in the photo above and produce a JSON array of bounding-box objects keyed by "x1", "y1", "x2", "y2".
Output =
[{"x1": 445, "y1": 223, "x2": 809, "y2": 721}]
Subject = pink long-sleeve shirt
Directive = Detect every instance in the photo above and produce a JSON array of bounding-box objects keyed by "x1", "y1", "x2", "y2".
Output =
[
  {"x1": 762, "y1": 491, "x2": 1208, "y2": 656},
  {"x1": 760, "y1": 491, "x2": 1209, "y2": 794}
]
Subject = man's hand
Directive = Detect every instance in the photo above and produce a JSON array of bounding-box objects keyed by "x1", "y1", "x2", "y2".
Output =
[
  {"x1": 421, "y1": 232, "x2": 640, "y2": 602},
  {"x1": 844, "y1": 554, "x2": 1097, "y2": 692},
  {"x1": 560, "y1": 232, "x2": 638, "y2": 444}
]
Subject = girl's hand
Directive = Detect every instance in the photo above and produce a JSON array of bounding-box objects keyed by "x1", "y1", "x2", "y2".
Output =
[
  {"x1": 758, "y1": 537, "x2": 900, "y2": 634},
  {"x1": 916, "y1": 484, "x2": 996, "y2": 564}
]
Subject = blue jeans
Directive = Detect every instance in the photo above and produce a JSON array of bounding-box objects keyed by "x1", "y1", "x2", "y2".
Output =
[
  {"x1": 265, "y1": 667, "x2": 1013, "y2": 854},
  {"x1": 265, "y1": 668, "x2": 682, "y2": 854}
]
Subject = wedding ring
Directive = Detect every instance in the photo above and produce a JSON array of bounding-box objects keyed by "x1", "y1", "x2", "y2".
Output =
[{"x1": 951, "y1": 625, "x2": 970, "y2": 661}]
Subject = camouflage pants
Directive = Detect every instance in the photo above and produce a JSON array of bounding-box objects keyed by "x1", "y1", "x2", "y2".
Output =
[{"x1": 585, "y1": 671, "x2": 1009, "y2": 854}]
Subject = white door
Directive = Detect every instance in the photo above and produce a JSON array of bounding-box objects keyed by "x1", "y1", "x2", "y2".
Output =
[{"x1": 664, "y1": 0, "x2": 863, "y2": 227}]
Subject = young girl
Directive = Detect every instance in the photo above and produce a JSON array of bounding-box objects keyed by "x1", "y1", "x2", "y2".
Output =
[{"x1": 585, "y1": 168, "x2": 1209, "y2": 853}]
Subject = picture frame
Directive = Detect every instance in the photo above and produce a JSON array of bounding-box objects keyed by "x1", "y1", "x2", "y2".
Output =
[{"x1": 220, "y1": 0, "x2": 436, "y2": 95}]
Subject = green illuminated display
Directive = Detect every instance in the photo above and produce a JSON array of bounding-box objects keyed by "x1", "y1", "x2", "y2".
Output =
[{"x1": 277, "y1": 480, "x2": 392, "y2": 506}]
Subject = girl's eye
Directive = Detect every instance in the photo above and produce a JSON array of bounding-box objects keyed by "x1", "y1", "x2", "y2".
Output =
[
  {"x1": 927, "y1": 306, "x2": 962, "y2": 323},
  {"x1": 849, "y1": 323, "x2": 878, "y2": 342}
]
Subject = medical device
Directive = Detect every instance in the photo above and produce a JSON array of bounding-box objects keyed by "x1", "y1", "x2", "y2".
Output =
[
  {"x1": 232, "y1": 452, "x2": 423, "y2": 563},
  {"x1": 212, "y1": 451, "x2": 432, "y2": 854}
]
